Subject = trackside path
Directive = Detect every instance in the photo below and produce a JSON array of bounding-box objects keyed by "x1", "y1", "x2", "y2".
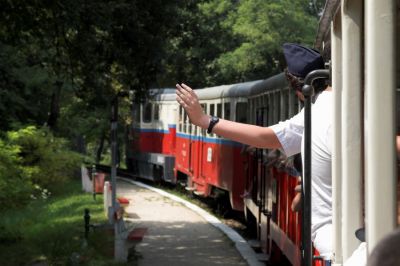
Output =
[{"x1": 117, "y1": 178, "x2": 264, "y2": 266}]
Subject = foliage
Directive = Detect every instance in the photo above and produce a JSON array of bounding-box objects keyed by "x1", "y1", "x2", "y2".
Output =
[
  {"x1": 0, "y1": 180, "x2": 122, "y2": 265},
  {"x1": 0, "y1": 0, "x2": 322, "y2": 176},
  {"x1": 6, "y1": 126, "x2": 83, "y2": 188},
  {"x1": 0, "y1": 126, "x2": 83, "y2": 209},
  {"x1": 159, "y1": 0, "x2": 321, "y2": 87},
  {"x1": 0, "y1": 139, "x2": 33, "y2": 208},
  {"x1": 0, "y1": 43, "x2": 53, "y2": 130}
]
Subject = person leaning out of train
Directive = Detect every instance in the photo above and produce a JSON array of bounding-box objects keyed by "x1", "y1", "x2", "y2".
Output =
[{"x1": 177, "y1": 43, "x2": 334, "y2": 260}]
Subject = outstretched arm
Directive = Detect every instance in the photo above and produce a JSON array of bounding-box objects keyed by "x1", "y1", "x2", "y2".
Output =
[{"x1": 176, "y1": 83, "x2": 282, "y2": 150}]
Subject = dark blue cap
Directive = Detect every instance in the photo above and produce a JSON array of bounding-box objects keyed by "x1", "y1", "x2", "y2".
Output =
[{"x1": 283, "y1": 43, "x2": 324, "y2": 79}]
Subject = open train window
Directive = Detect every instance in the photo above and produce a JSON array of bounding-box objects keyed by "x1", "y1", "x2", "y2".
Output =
[
  {"x1": 179, "y1": 106, "x2": 183, "y2": 132},
  {"x1": 281, "y1": 90, "x2": 289, "y2": 120},
  {"x1": 143, "y1": 102, "x2": 152, "y2": 123},
  {"x1": 201, "y1": 103, "x2": 207, "y2": 136},
  {"x1": 210, "y1": 104, "x2": 215, "y2": 117},
  {"x1": 154, "y1": 104, "x2": 159, "y2": 121},
  {"x1": 208, "y1": 103, "x2": 215, "y2": 136},
  {"x1": 184, "y1": 111, "x2": 188, "y2": 133},
  {"x1": 268, "y1": 95, "x2": 273, "y2": 126},
  {"x1": 217, "y1": 103, "x2": 222, "y2": 118},
  {"x1": 236, "y1": 102, "x2": 248, "y2": 123},
  {"x1": 273, "y1": 92, "x2": 280, "y2": 124},
  {"x1": 188, "y1": 113, "x2": 192, "y2": 134},
  {"x1": 224, "y1": 102, "x2": 231, "y2": 120}
]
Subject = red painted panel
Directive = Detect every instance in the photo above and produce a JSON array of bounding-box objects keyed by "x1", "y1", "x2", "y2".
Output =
[
  {"x1": 278, "y1": 170, "x2": 288, "y2": 232},
  {"x1": 175, "y1": 134, "x2": 246, "y2": 210},
  {"x1": 139, "y1": 132, "x2": 163, "y2": 153},
  {"x1": 175, "y1": 136, "x2": 191, "y2": 176},
  {"x1": 168, "y1": 126, "x2": 176, "y2": 155},
  {"x1": 133, "y1": 125, "x2": 177, "y2": 156},
  {"x1": 230, "y1": 148, "x2": 247, "y2": 210},
  {"x1": 287, "y1": 175, "x2": 300, "y2": 244}
]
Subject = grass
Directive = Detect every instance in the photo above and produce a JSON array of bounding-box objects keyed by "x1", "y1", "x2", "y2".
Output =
[{"x1": 0, "y1": 179, "x2": 125, "y2": 266}]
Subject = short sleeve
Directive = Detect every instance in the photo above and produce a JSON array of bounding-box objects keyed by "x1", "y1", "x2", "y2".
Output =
[{"x1": 270, "y1": 108, "x2": 304, "y2": 157}]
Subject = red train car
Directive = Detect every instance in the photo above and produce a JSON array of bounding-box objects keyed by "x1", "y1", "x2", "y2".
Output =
[
  {"x1": 175, "y1": 80, "x2": 261, "y2": 211},
  {"x1": 240, "y1": 74, "x2": 303, "y2": 265},
  {"x1": 127, "y1": 89, "x2": 178, "y2": 183},
  {"x1": 126, "y1": 74, "x2": 305, "y2": 264},
  {"x1": 126, "y1": 1, "x2": 400, "y2": 265}
]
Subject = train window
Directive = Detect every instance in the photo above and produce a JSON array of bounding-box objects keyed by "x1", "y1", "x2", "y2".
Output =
[
  {"x1": 210, "y1": 104, "x2": 215, "y2": 116},
  {"x1": 201, "y1": 104, "x2": 207, "y2": 136},
  {"x1": 224, "y1": 102, "x2": 231, "y2": 120},
  {"x1": 202, "y1": 103, "x2": 207, "y2": 114},
  {"x1": 263, "y1": 108, "x2": 268, "y2": 128},
  {"x1": 186, "y1": 111, "x2": 193, "y2": 135},
  {"x1": 154, "y1": 104, "x2": 159, "y2": 121},
  {"x1": 143, "y1": 103, "x2": 152, "y2": 123},
  {"x1": 179, "y1": 106, "x2": 183, "y2": 132},
  {"x1": 217, "y1": 103, "x2": 222, "y2": 118},
  {"x1": 209, "y1": 104, "x2": 216, "y2": 136},
  {"x1": 281, "y1": 90, "x2": 288, "y2": 120},
  {"x1": 236, "y1": 102, "x2": 248, "y2": 123},
  {"x1": 273, "y1": 92, "x2": 280, "y2": 124},
  {"x1": 184, "y1": 111, "x2": 188, "y2": 133},
  {"x1": 267, "y1": 95, "x2": 273, "y2": 126}
]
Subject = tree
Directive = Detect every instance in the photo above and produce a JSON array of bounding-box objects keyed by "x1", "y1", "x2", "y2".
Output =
[
  {"x1": 0, "y1": 0, "x2": 322, "y2": 165},
  {"x1": 205, "y1": 0, "x2": 320, "y2": 82},
  {"x1": 157, "y1": 0, "x2": 321, "y2": 86}
]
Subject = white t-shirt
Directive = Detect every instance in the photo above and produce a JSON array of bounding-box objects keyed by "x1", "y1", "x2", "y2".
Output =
[{"x1": 270, "y1": 90, "x2": 333, "y2": 246}]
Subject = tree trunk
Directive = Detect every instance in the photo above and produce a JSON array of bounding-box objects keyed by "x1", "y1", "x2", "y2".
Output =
[
  {"x1": 96, "y1": 129, "x2": 106, "y2": 164},
  {"x1": 47, "y1": 80, "x2": 62, "y2": 129},
  {"x1": 74, "y1": 134, "x2": 86, "y2": 154}
]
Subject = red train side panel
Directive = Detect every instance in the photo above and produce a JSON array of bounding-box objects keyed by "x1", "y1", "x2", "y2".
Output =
[{"x1": 175, "y1": 133, "x2": 246, "y2": 211}]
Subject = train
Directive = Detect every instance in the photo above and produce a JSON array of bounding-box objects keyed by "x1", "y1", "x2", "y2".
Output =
[
  {"x1": 126, "y1": 0, "x2": 400, "y2": 265},
  {"x1": 126, "y1": 73, "x2": 305, "y2": 265}
]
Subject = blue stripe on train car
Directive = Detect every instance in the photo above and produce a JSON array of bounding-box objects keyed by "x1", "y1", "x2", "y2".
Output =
[
  {"x1": 176, "y1": 133, "x2": 243, "y2": 147},
  {"x1": 134, "y1": 128, "x2": 170, "y2": 134}
]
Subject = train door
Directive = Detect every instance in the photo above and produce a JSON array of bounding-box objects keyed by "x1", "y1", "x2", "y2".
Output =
[
  {"x1": 255, "y1": 107, "x2": 267, "y2": 211},
  {"x1": 196, "y1": 103, "x2": 208, "y2": 191},
  {"x1": 255, "y1": 102, "x2": 271, "y2": 252},
  {"x1": 177, "y1": 105, "x2": 191, "y2": 175},
  {"x1": 188, "y1": 117, "x2": 196, "y2": 174}
]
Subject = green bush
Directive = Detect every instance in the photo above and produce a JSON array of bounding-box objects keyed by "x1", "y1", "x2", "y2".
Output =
[
  {"x1": 0, "y1": 139, "x2": 33, "y2": 208},
  {"x1": 0, "y1": 126, "x2": 83, "y2": 208}
]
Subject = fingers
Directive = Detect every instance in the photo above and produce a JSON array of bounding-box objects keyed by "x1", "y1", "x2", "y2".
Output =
[
  {"x1": 176, "y1": 97, "x2": 187, "y2": 108},
  {"x1": 181, "y1": 83, "x2": 195, "y2": 96},
  {"x1": 176, "y1": 83, "x2": 198, "y2": 108},
  {"x1": 177, "y1": 83, "x2": 197, "y2": 99}
]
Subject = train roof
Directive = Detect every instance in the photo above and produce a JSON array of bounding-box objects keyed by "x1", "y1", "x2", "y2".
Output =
[
  {"x1": 195, "y1": 80, "x2": 262, "y2": 100},
  {"x1": 248, "y1": 73, "x2": 287, "y2": 97},
  {"x1": 147, "y1": 73, "x2": 288, "y2": 102},
  {"x1": 148, "y1": 88, "x2": 176, "y2": 102}
]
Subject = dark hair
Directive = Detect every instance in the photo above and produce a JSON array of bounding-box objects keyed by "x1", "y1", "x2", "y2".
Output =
[
  {"x1": 285, "y1": 68, "x2": 328, "y2": 94},
  {"x1": 285, "y1": 68, "x2": 304, "y2": 92}
]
